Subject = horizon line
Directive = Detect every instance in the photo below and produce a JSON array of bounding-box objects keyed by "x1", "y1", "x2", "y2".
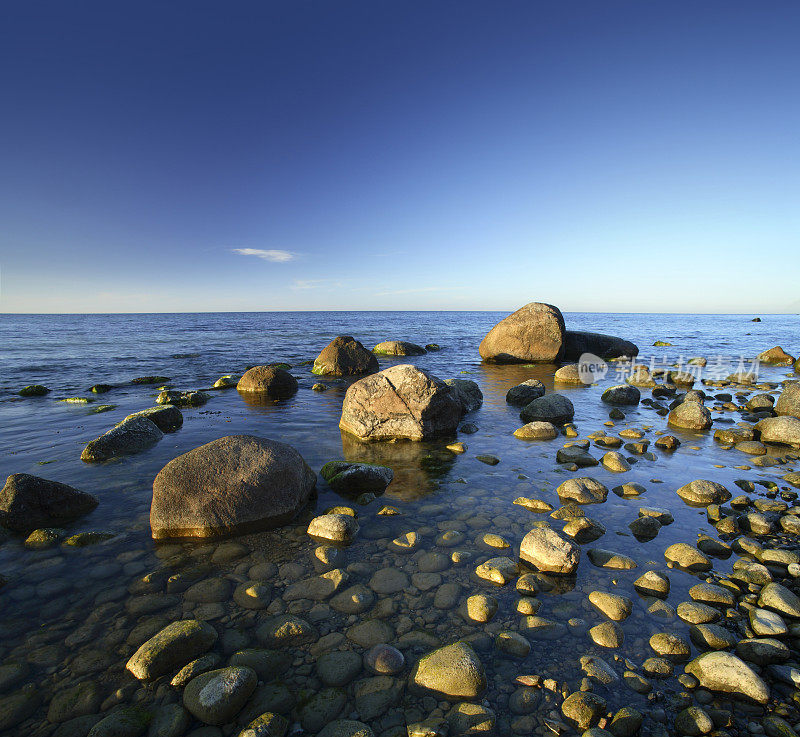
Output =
[{"x1": 1, "y1": 309, "x2": 795, "y2": 317}]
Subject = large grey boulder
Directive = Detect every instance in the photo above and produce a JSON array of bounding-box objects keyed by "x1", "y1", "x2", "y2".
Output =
[
  {"x1": 410, "y1": 642, "x2": 486, "y2": 700},
  {"x1": 684, "y1": 652, "x2": 769, "y2": 704},
  {"x1": 520, "y1": 394, "x2": 574, "y2": 425},
  {"x1": 81, "y1": 417, "x2": 163, "y2": 462},
  {"x1": 775, "y1": 381, "x2": 800, "y2": 419},
  {"x1": 237, "y1": 366, "x2": 298, "y2": 398},
  {"x1": 479, "y1": 302, "x2": 566, "y2": 363},
  {"x1": 339, "y1": 365, "x2": 462, "y2": 441},
  {"x1": 756, "y1": 416, "x2": 800, "y2": 447},
  {"x1": 519, "y1": 527, "x2": 580, "y2": 575},
  {"x1": 313, "y1": 336, "x2": 379, "y2": 376},
  {"x1": 0, "y1": 474, "x2": 98, "y2": 533},
  {"x1": 150, "y1": 435, "x2": 316, "y2": 539},
  {"x1": 445, "y1": 379, "x2": 483, "y2": 413},
  {"x1": 562, "y1": 331, "x2": 639, "y2": 360}
]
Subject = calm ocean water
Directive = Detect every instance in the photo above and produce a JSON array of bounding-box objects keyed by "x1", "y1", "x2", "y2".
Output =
[{"x1": 0, "y1": 310, "x2": 798, "y2": 733}]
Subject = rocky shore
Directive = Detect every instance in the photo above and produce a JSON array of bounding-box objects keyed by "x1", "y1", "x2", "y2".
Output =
[{"x1": 1, "y1": 304, "x2": 800, "y2": 737}]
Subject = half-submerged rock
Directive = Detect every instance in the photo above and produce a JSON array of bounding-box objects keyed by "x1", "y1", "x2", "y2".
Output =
[
  {"x1": 0, "y1": 474, "x2": 98, "y2": 533},
  {"x1": 81, "y1": 417, "x2": 163, "y2": 462},
  {"x1": 124, "y1": 405, "x2": 183, "y2": 433},
  {"x1": 373, "y1": 341, "x2": 426, "y2": 356},
  {"x1": 237, "y1": 366, "x2": 298, "y2": 398},
  {"x1": 339, "y1": 365, "x2": 462, "y2": 441},
  {"x1": 479, "y1": 302, "x2": 566, "y2": 363},
  {"x1": 150, "y1": 435, "x2": 316, "y2": 539},
  {"x1": 313, "y1": 336, "x2": 379, "y2": 376},
  {"x1": 320, "y1": 461, "x2": 394, "y2": 495},
  {"x1": 562, "y1": 331, "x2": 639, "y2": 360}
]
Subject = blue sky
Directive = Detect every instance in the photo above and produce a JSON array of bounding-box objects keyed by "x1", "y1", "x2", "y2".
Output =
[{"x1": 1, "y1": 1, "x2": 799, "y2": 313}]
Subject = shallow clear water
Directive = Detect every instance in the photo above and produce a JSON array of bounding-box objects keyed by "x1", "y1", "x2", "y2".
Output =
[{"x1": 0, "y1": 311, "x2": 798, "y2": 736}]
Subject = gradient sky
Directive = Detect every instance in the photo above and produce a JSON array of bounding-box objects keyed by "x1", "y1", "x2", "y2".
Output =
[{"x1": 1, "y1": 1, "x2": 799, "y2": 313}]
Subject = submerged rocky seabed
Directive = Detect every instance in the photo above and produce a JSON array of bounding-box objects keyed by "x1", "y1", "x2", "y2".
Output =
[{"x1": 2, "y1": 314, "x2": 800, "y2": 737}]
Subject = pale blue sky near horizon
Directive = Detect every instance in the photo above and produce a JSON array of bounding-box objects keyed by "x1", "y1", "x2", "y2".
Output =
[{"x1": 1, "y1": 1, "x2": 799, "y2": 314}]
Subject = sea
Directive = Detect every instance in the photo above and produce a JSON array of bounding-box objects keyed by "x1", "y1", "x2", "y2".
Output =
[{"x1": 0, "y1": 310, "x2": 798, "y2": 733}]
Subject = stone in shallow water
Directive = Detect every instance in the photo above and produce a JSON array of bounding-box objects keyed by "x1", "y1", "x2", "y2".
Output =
[
  {"x1": 664, "y1": 543, "x2": 712, "y2": 572},
  {"x1": 183, "y1": 666, "x2": 257, "y2": 725},
  {"x1": 506, "y1": 379, "x2": 547, "y2": 406},
  {"x1": 649, "y1": 632, "x2": 690, "y2": 662},
  {"x1": 317, "y1": 720, "x2": 375, "y2": 737},
  {"x1": 411, "y1": 642, "x2": 487, "y2": 700},
  {"x1": 684, "y1": 651, "x2": 769, "y2": 704},
  {"x1": 588, "y1": 591, "x2": 632, "y2": 621},
  {"x1": 464, "y1": 594, "x2": 498, "y2": 623},
  {"x1": 587, "y1": 548, "x2": 637, "y2": 570},
  {"x1": 126, "y1": 620, "x2": 218, "y2": 681},
  {"x1": 676, "y1": 479, "x2": 731, "y2": 506},
  {"x1": 689, "y1": 583, "x2": 735, "y2": 607},
  {"x1": 364, "y1": 644, "x2": 405, "y2": 675},
  {"x1": 557, "y1": 477, "x2": 608, "y2": 504},
  {"x1": 519, "y1": 528, "x2": 580, "y2": 575},
  {"x1": 257, "y1": 615, "x2": 317, "y2": 647},
  {"x1": 736, "y1": 638, "x2": 790, "y2": 666},
  {"x1": 580, "y1": 655, "x2": 619, "y2": 685},
  {"x1": 81, "y1": 416, "x2": 164, "y2": 462},
  {"x1": 307, "y1": 514, "x2": 360, "y2": 544},
  {"x1": 150, "y1": 435, "x2": 316, "y2": 540},
  {"x1": 749, "y1": 608, "x2": 788, "y2": 637},
  {"x1": 589, "y1": 621, "x2": 623, "y2": 648},
  {"x1": 0, "y1": 473, "x2": 98, "y2": 533},
  {"x1": 317, "y1": 651, "x2": 363, "y2": 686},
  {"x1": 475, "y1": 557, "x2": 517, "y2": 585},
  {"x1": 689, "y1": 623, "x2": 737, "y2": 650},
  {"x1": 495, "y1": 631, "x2": 530, "y2": 658},
  {"x1": 677, "y1": 601, "x2": 721, "y2": 625},
  {"x1": 758, "y1": 582, "x2": 800, "y2": 617},
  {"x1": 320, "y1": 461, "x2": 393, "y2": 495},
  {"x1": 561, "y1": 691, "x2": 607, "y2": 729},
  {"x1": 513, "y1": 421, "x2": 557, "y2": 440},
  {"x1": 633, "y1": 570, "x2": 670, "y2": 598}
]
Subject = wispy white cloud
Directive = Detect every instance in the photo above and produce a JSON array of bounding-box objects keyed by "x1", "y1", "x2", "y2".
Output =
[{"x1": 232, "y1": 248, "x2": 296, "y2": 262}]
